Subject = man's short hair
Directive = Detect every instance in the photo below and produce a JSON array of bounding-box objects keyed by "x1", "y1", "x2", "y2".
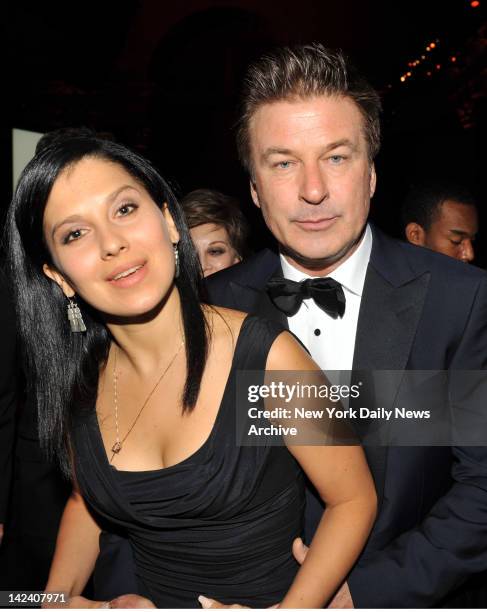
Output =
[
  {"x1": 401, "y1": 180, "x2": 477, "y2": 230},
  {"x1": 181, "y1": 188, "x2": 250, "y2": 258},
  {"x1": 236, "y1": 42, "x2": 382, "y2": 176}
]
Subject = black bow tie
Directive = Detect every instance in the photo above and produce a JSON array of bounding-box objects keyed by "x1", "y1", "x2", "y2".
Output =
[{"x1": 266, "y1": 277, "x2": 346, "y2": 318}]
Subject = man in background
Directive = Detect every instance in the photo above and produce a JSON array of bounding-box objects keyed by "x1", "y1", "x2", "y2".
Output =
[{"x1": 402, "y1": 180, "x2": 478, "y2": 262}]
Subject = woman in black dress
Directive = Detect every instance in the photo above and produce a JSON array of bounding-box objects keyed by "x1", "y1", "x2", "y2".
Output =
[{"x1": 6, "y1": 136, "x2": 376, "y2": 608}]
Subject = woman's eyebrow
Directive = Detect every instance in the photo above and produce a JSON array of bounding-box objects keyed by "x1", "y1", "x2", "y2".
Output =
[{"x1": 51, "y1": 184, "x2": 138, "y2": 237}]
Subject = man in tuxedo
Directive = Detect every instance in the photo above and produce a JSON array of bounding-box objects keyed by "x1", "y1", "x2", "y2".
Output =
[{"x1": 205, "y1": 43, "x2": 487, "y2": 607}]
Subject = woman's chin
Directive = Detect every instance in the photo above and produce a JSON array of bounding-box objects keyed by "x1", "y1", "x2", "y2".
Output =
[
  {"x1": 102, "y1": 295, "x2": 169, "y2": 325},
  {"x1": 94, "y1": 282, "x2": 179, "y2": 325}
]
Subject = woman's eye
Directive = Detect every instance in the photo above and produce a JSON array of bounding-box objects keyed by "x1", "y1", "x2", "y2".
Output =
[
  {"x1": 63, "y1": 229, "x2": 84, "y2": 244},
  {"x1": 117, "y1": 203, "x2": 138, "y2": 216},
  {"x1": 209, "y1": 248, "x2": 225, "y2": 256}
]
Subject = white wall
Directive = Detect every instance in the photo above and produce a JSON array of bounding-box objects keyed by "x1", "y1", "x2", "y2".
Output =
[{"x1": 12, "y1": 128, "x2": 44, "y2": 189}]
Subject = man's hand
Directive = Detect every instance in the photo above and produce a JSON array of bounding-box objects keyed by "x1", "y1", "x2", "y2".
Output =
[
  {"x1": 42, "y1": 595, "x2": 103, "y2": 609},
  {"x1": 198, "y1": 596, "x2": 249, "y2": 609},
  {"x1": 43, "y1": 594, "x2": 156, "y2": 609},
  {"x1": 102, "y1": 594, "x2": 156, "y2": 608},
  {"x1": 291, "y1": 537, "x2": 309, "y2": 564},
  {"x1": 328, "y1": 583, "x2": 354, "y2": 609}
]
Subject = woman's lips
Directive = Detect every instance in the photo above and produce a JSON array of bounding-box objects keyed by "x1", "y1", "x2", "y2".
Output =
[
  {"x1": 294, "y1": 217, "x2": 338, "y2": 231},
  {"x1": 108, "y1": 263, "x2": 148, "y2": 288}
]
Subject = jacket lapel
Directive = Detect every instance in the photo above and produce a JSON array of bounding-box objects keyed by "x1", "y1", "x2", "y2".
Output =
[
  {"x1": 227, "y1": 257, "x2": 289, "y2": 328},
  {"x1": 353, "y1": 266, "x2": 430, "y2": 374},
  {"x1": 352, "y1": 228, "x2": 431, "y2": 505},
  {"x1": 253, "y1": 267, "x2": 289, "y2": 328}
]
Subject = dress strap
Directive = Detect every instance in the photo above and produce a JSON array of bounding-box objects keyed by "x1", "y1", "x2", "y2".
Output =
[{"x1": 232, "y1": 314, "x2": 286, "y2": 371}]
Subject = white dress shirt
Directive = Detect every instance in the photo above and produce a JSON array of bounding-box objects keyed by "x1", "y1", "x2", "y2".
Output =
[{"x1": 280, "y1": 224, "x2": 372, "y2": 372}]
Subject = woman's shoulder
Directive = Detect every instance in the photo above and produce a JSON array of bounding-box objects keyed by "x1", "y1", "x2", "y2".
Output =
[
  {"x1": 266, "y1": 329, "x2": 318, "y2": 371},
  {"x1": 204, "y1": 306, "x2": 289, "y2": 345},
  {"x1": 204, "y1": 307, "x2": 316, "y2": 372},
  {"x1": 205, "y1": 305, "x2": 247, "y2": 330}
]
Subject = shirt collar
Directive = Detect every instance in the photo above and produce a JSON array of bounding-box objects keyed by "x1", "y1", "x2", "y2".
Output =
[{"x1": 279, "y1": 224, "x2": 372, "y2": 297}]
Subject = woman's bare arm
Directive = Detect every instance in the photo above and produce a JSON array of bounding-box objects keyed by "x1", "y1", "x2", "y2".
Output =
[
  {"x1": 43, "y1": 481, "x2": 101, "y2": 606},
  {"x1": 267, "y1": 332, "x2": 377, "y2": 609}
]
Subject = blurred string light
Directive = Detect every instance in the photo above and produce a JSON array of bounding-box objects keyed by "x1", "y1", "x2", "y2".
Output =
[
  {"x1": 398, "y1": 39, "x2": 441, "y2": 83},
  {"x1": 392, "y1": 0, "x2": 481, "y2": 87}
]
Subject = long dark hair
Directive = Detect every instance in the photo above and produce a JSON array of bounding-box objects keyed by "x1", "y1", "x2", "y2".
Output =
[{"x1": 6, "y1": 136, "x2": 209, "y2": 478}]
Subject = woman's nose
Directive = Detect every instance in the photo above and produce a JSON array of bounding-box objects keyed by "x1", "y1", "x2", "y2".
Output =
[{"x1": 100, "y1": 228, "x2": 129, "y2": 259}]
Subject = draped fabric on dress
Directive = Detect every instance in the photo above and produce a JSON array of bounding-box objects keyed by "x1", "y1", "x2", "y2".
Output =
[{"x1": 72, "y1": 316, "x2": 305, "y2": 608}]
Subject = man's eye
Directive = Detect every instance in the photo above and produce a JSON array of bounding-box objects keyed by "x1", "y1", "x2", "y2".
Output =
[
  {"x1": 63, "y1": 229, "x2": 84, "y2": 244},
  {"x1": 117, "y1": 203, "x2": 138, "y2": 216},
  {"x1": 329, "y1": 155, "x2": 345, "y2": 164},
  {"x1": 450, "y1": 240, "x2": 462, "y2": 246},
  {"x1": 275, "y1": 161, "x2": 292, "y2": 169}
]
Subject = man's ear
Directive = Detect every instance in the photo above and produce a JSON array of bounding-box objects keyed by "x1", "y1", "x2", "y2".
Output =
[
  {"x1": 162, "y1": 204, "x2": 180, "y2": 243},
  {"x1": 250, "y1": 179, "x2": 261, "y2": 209},
  {"x1": 405, "y1": 222, "x2": 426, "y2": 246},
  {"x1": 369, "y1": 164, "x2": 377, "y2": 198},
  {"x1": 43, "y1": 263, "x2": 75, "y2": 298}
]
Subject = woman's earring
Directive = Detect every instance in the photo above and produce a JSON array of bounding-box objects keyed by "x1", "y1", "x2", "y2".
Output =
[
  {"x1": 173, "y1": 243, "x2": 180, "y2": 279},
  {"x1": 67, "y1": 298, "x2": 86, "y2": 333}
]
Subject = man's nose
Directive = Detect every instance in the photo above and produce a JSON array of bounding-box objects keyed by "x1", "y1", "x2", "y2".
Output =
[
  {"x1": 299, "y1": 163, "x2": 328, "y2": 205},
  {"x1": 460, "y1": 240, "x2": 475, "y2": 263}
]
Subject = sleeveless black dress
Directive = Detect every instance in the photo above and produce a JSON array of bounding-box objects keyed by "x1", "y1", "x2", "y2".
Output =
[{"x1": 72, "y1": 315, "x2": 305, "y2": 608}]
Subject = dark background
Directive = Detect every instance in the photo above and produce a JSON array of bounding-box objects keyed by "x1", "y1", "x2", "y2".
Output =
[{"x1": 5, "y1": 0, "x2": 486, "y2": 263}]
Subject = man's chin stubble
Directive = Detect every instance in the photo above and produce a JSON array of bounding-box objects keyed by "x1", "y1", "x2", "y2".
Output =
[{"x1": 281, "y1": 230, "x2": 365, "y2": 275}]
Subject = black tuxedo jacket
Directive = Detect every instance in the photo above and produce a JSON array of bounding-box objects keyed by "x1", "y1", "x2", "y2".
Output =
[{"x1": 206, "y1": 226, "x2": 487, "y2": 608}]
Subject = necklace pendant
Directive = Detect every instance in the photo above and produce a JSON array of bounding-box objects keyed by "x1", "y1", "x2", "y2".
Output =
[{"x1": 111, "y1": 441, "x2": 122, "y2": 454}]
